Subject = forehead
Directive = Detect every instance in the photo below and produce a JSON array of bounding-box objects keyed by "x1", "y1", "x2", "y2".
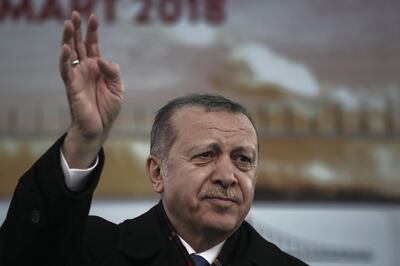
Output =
[{"x1": 170, "y1": 106, "x2": 257, "y2": 146}]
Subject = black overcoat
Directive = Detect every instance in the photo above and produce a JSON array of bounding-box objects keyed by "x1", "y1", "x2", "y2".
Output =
[{"x1": 0, "y1": 137, "x2": 308, "y2": 266}]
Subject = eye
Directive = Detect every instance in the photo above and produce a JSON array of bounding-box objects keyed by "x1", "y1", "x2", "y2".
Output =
[
  {"x1": 236, "y1": 155, "x2": 251, "y2": 163},
  {"x1": 198, "y1": 151, "x2": 215, "y2": 159},
  {"x1": 233, "y1": 155, "x2": 253, "y2": 170},
  {"x1": 192, "y1": 151, "x2": 216, "y2": 165}
]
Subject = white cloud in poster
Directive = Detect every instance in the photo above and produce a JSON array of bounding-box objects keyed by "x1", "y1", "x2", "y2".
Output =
[
  {"x1": 29, "y1": 142, "x2": 50, "y2": 158},
  {"x1": 330, "y1": 86, "x2": 360, "y2": 110},
  {"x1": 129, "y1": 141, "x2": 150, "y2": 162},
  {"x1": 0, "y1": 141, "x2": 19, "y2": 157},
  {"x1": 329, "y1": 86, "x2": 391, "y2": 111},
  {"x1": 304, "y1": 161, "x2": 335, "y2": 183},
  {"x1": 159, "y1": 21, "x2": 218, "y2": 47},
  {"x1": 372, "y1": 147, "x2": 400, "y2": 182},
  {"x1": 231, "y1": 43, "x2": 319, "y2": 97}
]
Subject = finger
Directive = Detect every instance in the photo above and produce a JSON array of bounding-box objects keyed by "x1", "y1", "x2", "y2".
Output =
[
  {"x1": 61, "y1": 20, "x2": 78, "y2": 61},
  {"x1": 71, "y1": 11, "x2": 87, "y2": 60},
  {"x1": 59, "y1": 44, "x2": 74, "y2": 86},
  {"x1": 85, "y1": 14, "x2": 101, "y2": 58}
]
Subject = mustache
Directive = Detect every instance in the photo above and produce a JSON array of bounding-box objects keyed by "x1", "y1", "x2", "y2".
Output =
[{"x1": 201, "y1": 186, "x2": 243, "y2": 203}]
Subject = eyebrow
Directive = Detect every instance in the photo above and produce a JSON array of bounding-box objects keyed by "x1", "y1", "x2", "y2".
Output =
[
  {"x1": 186, "y1": 142, "x2": 257, "y2": 158},
  {"x1": 232, "y1": 146, "x2": 257, "y2": 159},
  {"x1": 184, "y1": 142, "x2": 219, "y2": 155}
]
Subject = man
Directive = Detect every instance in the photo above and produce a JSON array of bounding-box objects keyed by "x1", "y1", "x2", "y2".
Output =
[{"x1": 0, "y1": 11, "x2": 308, "y2": 266}]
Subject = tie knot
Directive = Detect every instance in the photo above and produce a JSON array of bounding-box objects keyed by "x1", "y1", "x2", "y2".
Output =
[{"x1": 190, "y1": 254, "x2": 210, "y2": 266}]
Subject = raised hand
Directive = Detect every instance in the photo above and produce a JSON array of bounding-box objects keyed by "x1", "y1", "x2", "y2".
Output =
[{"x1": 60, "y1": 11, "x2": 124, "y2": 168}]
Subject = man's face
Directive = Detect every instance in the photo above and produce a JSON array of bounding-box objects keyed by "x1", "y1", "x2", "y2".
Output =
[{"x1": 159, "y1": 106, "x2": 258, "y2": 236}]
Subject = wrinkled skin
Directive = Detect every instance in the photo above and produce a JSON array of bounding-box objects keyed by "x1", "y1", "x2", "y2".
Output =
[{"x1": 147, "y1": 106, "x2": 258, "y2": 252}]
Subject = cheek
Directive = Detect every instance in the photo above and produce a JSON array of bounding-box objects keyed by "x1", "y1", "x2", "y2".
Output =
[
  {"x1": 239, "y1": 176, "x2": 256, "y2": 202},
  {"x1": 164, "y1": 165, "x2": 206, "y2": 200}
]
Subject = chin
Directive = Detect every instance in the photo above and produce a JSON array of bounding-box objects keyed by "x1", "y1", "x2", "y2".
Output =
[
  {"x1": 195, "y1": 201, "x2": 249, "y2": 234},
  {"x1": 200, "y1": 213, "x2": 242, "y2": 234}
]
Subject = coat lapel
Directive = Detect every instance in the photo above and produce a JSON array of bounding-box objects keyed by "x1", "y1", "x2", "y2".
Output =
[
  {"x1": 231, "y1": 221, "x2": 291, "y2": 266},
  {"x1": 117, "y1": 204, "x2": 186, "y2": 266},
  {"x1": 149, "y1": 243, "x2": 187, "y2": 266}
]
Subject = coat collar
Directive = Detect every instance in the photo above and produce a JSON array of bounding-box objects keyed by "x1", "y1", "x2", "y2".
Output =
[
  {"x1": 117, "y1": 202, "x2": 188, "y2": 265},
  {"x1": 117, "y1": 202, "x2": 292, "y2": 266},
  {"x1": 231, "y1": 221, "x2": 291, "y2": 266},
  {"x1": 118, "y1": 203, "x2": 168, "y2": 258}
]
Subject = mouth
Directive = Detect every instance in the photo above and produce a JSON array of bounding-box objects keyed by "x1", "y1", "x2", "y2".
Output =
[
  {"x1": 201, "y1": 187, "x2": 242, "y2": 207},
  {"x1": 204, "y1": 196, "x2": 237, "y2": 208}
]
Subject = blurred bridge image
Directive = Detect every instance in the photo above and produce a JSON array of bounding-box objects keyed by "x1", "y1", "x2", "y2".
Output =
[{"x1": 0, "y1": 95, "x2": 399, "y2": 141}]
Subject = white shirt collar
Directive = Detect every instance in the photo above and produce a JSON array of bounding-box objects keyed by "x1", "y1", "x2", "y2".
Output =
[{"x1": 178, "y1": 235, "x2": 225, "y2": 264}]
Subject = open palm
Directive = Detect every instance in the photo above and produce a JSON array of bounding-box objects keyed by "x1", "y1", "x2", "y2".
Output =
[{"x1": 60, "y1": 12, "x2": 124, "y2": 139}]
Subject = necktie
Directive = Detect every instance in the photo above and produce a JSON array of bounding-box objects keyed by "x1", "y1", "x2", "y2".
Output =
[{"x1": 190, "y1": 254, "x2": 210, "y2": 266}]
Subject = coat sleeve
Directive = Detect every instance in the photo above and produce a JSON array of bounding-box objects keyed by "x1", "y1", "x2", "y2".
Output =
[{"x1": 0, "y1": 135, "x2": 105, "y2": 266}]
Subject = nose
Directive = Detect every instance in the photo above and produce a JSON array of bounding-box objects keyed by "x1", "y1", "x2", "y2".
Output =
[{"x1": 211, "y1": 154, "x2": 238, "y2": 188}]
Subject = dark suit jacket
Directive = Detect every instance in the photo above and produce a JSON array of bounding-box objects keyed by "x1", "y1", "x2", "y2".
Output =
[{"x1": 0, "y1": 137, "x2": 308, "y2": 266}]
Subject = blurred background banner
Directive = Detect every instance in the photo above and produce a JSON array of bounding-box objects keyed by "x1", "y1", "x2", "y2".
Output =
[
  {"x1": 1, "y1": 1, "x2": 400, "y2": 265},
  {"x1": 0, "y1": 0, "x2": 399, "y2": 201}
]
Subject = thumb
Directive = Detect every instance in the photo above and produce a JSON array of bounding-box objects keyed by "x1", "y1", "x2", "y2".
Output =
[{"x1": 97, "y1": 58, "x2": 121, "y2": 83}]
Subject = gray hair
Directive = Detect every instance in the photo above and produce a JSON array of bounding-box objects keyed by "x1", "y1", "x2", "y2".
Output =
[{"x1": 150, "y1": 93, "x2": 258, "y2": 159}]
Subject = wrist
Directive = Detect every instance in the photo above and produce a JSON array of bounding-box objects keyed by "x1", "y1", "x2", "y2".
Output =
[{"x1": 62, "y1": 127, "x2": 106, "y2": 169}]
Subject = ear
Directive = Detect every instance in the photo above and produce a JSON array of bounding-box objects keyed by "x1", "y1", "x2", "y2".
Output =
[{"x1": 146, "y1": 155, "x2": 165, "y2": 193}]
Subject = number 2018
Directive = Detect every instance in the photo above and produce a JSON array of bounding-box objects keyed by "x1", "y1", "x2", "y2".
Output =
[{"x1": 135, "y1": 0, "x2": 226, "y2": 25}]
